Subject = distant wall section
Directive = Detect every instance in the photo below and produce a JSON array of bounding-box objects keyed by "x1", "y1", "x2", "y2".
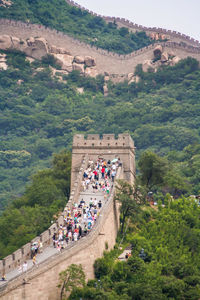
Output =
[
  {"x1": 66, "y1": 0, "x2": 200, "y2": 47},
  {"x1": 0, "y1": 19, "x2": 200, "y2": 77}
]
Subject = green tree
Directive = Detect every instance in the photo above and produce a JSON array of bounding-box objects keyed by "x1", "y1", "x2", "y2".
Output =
[
  {"x1": 138, "y1": 151, "x2": 168, "y2": 190},
  {"x1": 115, "y1": 180, "x2": 145, "y2": 234},
  {"x1": 58, "y1": 264, "x2": 86, "y2": 300}
]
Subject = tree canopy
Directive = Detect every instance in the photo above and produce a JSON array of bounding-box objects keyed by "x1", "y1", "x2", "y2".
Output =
[
  {"x1": 0, "y1": 0, "x2": 153, "y2": 54},
  {"x1": 69, "y1": 197, "x2": 200, "y2": 299},
  {"x1": 1, "y1": 52, "x2": 200, "y2": 209}
]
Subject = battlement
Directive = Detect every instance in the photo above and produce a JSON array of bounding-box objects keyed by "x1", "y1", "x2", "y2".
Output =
[
  {"x1": 71, "y1": 134, "x2": 135, "y2": 187},
  {"x1": 73, "y1": 133, "x2": 135, "y2": 149}
]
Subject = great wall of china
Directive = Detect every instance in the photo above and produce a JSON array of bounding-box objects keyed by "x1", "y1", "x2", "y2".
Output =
[
  {"x1": 0, "y1": 134, "x2": 135, "y2": 300},
  {"x1": 0, "y1": 2, "x2": 199, "y2": 297},
  {"x1": 65, "y1": 0, "x2": 200, "y2": 47},
  {"x1": 0, "y1": 13, "x2": 200, "y2": 80}
]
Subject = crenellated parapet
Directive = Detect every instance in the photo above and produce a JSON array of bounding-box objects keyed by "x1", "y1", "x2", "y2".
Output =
[
  {"x1": 0, "y1": 153, "x2": 125, "y2": 300},
  {"x1": 71, "y1": 134, "x2": 135, "y2": 188},
  {"x1": 73, "y1": 133, "x2": 135, "y2": 149},
  {"x1": 1, "y1": 18, "x2": 200, "y2": 79},
  {"x1": 65, "y1": 0, "x2": 200, "y2": 47}
]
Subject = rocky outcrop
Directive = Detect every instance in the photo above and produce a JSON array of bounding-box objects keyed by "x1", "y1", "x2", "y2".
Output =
[
  {"x1": 84, "y1": 56, "x2": 96, "y2": 67},
  {"x1": 50, "y1": 45, "x2": 71, "y2": 55},
  {"x1": 170, "y1": 56, "x2": 181, "y2": 66},
  {"x1": 0, "y1": 0, "x2": 12, "y2": 7},
  {"x1": 0, "y1": 34, "x2": 185, "y2": 81},
  {"x1": 85, "y1": 67, "x2": 98, "y2": 77},
  {"x1": 0, "y1": 35, "x2": 12, "y2": 50},
  {"x1": 0, "y1": 53, "x2": 7, "y2": 70},
  {"x1": 103, "y1": 84, "x2": 108, "y2": 96},
  {"x1": 74, "y1": 55, "x2": 84, "y2": 64},
  {"x1": 25, "y1": 37, "x2": 48, "y2": 59},
  {"x1": 142, "y1": 60, "x2": 155, "y2": 72},
  {"x1": 141, "y1": 44, "x2": 181, "y2": 74},
  {"x1": 0, "y1": 34, "x2": 99, "y2": 77},
  {"x1": 161, "y1": 52, "x2": 169, "y2": 62},
  {"x1": 72, "y1": 62, "x2": 84, "y2": 73},
  {"x1": 53, "y1": 53, "x2": 74, "y2": 72}
]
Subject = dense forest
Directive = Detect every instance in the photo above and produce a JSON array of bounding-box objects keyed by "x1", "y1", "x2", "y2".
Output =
[
  {"x1": 0, "y1": 2, "x2": 200, "y2": 298},
  {"x1": 1, "y1": 48, "x2": 200, "y2": 260},
  {"x1": 1, "y1": 50, "x2": 200, "y2": 210},
  {"x1": 0, "y1": 150, "x2": 71, "y2": 259},
  {"x1": 0, "y1": 0, "x2": 153, "y2": 54}
]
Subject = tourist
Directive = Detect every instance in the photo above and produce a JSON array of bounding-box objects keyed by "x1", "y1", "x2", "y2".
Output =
[{"x1": 23, "y1": 261, "x2": 28, "y2": 272}]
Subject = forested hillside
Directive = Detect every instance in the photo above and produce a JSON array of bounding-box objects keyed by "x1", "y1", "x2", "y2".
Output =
[
  {"x1": 0, "y1": 150, "x2": 71, "y2": 259},
  {"x1": 1, "y1": 50, "x2": 200, "y2": 209},
  {"x1": 68, "y1": 197, "x2": 200, "y2": 299},
  {"x1": 0, "y1": 0, "x2": 153, "y2": 54},
  {"x1": 0, "y1": 52, "x2": 200, "y2": 207}
]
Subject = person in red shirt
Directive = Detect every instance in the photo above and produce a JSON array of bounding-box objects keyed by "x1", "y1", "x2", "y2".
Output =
[{"x1": 101, "y1": 166, "x2": 105, "y2": 179}]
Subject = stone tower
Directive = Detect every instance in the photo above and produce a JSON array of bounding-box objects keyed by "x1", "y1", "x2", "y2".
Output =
[{"x1": 71, "y1": 133, "x2": 135, "y2": 188}]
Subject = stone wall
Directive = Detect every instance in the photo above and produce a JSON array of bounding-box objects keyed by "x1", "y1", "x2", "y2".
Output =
[
  {"x1": 0, "y1": 155, "x2": 88, "y2": 278},
  {"x1": 71, "y1": 134, "x2": 135, "y2": 186},
  {"x1": 66, "y1": 0, "x2": 200, "y2": 46},
  {"x1": 0, "y1": 19, "x2": 200, "y2": 77},
  {"x1": 0, "y1": 167, "x2": 123, "y2": 300}
]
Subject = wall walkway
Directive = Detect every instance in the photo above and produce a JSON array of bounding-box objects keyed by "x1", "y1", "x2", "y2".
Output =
[
  {"x1": 1, "y1": 19, "x2": 200, "y2": 76},
  {"x1": 0, "y1": 163, "x2": 123, "y2": 300}
]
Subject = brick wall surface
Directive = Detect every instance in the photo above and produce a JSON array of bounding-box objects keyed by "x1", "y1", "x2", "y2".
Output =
[
  {"x1": 0, "y1": 166, "x2": 123, "y2": 300},
  {"x1": 0, "y1": 19, "x2": 200, "y2": 76}
]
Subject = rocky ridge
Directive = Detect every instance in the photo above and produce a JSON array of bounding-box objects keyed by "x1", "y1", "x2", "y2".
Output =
[
  {"x1": 0, "y1": 34, "x2": 98, "y2": 77},
  {"x1": 0, "y1": 34, "x2": 183, "y2": 86}
]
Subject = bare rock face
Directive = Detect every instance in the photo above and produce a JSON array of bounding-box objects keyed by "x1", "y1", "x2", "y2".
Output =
[
  {"x1": 128, "y1": 75, "x2": 140, "y2": 84},
  {"x1": 73, "y1": 63, "x2": 85, "y2": 73},
  {"x1": 0, "y1": 62, "x2": 7, "y2": 70},
  {"x1": 50, "y1": 46, "x2": 71, "y2": 55},
  {"x1": 53, "y1": 54, "x2": 74, "y2": 72},
  {"x1": 85, "y1": 67, "x2": 98, "y2": 77},
  {"x1": 84, "y1": 56, "x2": 96, "y2": 67},
  {"x1": 57, "y1": 47, "x2": 71, "y2": 55},
  {"x1": 17, "y1": 79, "x2": 24, "y2": 85},
  {"x1": 103, "y1": 84, "x2": 108, "y2": 96},
  {"x1": 127, "y1": 73, "x2": 134, "y2": 80},
  {"x1": 161, "y1": 52, "x2": 169, "y2": 62},
  {"x1": 74, "y1": 56, "x2": 85, "y2": 64},
  {"x1": 142, "y1": 60, "x2": 155, "y2": 73},
  {"x1": 0, "y1": 53, "x2": 7, "y2": 70},
  {"x1": 0, "y1": 0, "x2": 12, "y2": 7},
  {"x1": 104, "y1": 75, "x2": 110, "y2": 81},
  {"x1": 170, "y1": 56, "x2": 181, "y2": 66},
  {"x1": 0, "y1": 35, "x2": 12, "y2": 50},
  {"x1": 153, "y1": 45, "x2": 163, "y2": 58},
  {"x1": 27, "y1": 37, "x2": 35, "y2": 46},
  {"x1": 76, "y1": 87, "x2": 84, "y2": 94},
  {"x1": 26, "y1": 57, "x2": 35, "y2": 63},
  {"x1": 24, "y1": 37, "x2": 48, "y2": 59},
  {"x1": 49, "y1": 45, "x2": 57, "y2": 54},
  {"x1": 11, "y1": 36, "x2": 20, "y2": 48}
]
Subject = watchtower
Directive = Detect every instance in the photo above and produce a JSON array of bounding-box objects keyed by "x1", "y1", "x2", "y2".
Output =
[{"x1": 71, "y1": 133, "x2": 135, "y2": 188}]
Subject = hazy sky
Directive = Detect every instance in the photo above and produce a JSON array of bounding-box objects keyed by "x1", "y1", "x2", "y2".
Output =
[{"x1": 75, "y1": 0, "x2": 200, "y2": 41}]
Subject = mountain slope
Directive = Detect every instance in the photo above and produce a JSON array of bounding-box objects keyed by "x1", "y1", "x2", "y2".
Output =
[
  {"x1": 0, "y1": 0, "x2": 153, "y2": 54},
  {"x1": 1, "y1": 50, "x2": 200, "y2": 208}
]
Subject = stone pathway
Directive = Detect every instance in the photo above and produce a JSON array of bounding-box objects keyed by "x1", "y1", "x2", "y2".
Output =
[{"x1": 0, "y1": 178, "x2": 112, "y2": 286}]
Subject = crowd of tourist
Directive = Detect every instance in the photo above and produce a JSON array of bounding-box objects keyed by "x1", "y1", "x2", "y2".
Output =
[
  {"x1": 1, "y1": 157, "x2": 121, "y2": 279},
  {"x1": 51, "y1": 157, "x2": 121, "y2": 252}
]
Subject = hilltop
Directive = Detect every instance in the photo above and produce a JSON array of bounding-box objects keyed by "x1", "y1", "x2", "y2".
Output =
[{"x1": 0, "y1": 0, "x2": 153, "y2": 54}]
